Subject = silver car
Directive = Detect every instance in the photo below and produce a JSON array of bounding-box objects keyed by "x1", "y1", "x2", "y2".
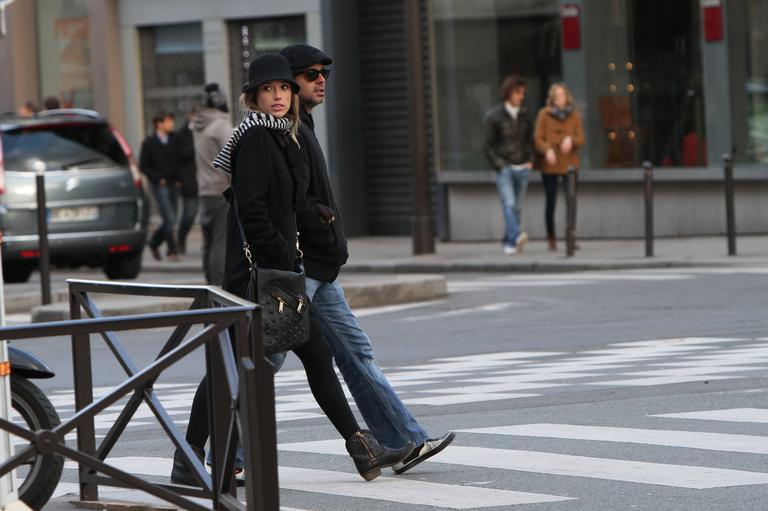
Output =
[{"x1": 0, "y1": 109, "x2": 148, "y2": 283}]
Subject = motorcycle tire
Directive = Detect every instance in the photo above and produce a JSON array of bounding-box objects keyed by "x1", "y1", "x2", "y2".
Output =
[{"x1": 11, "y1": 376, "x2": 64, "y2": 511}]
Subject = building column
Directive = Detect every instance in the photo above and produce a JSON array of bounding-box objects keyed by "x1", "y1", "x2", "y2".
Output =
[
  {"x1": 700, "y1": 0, "x2": 732, "y2": 166},
  {"x1": 0, "y1": 0, "x2": 39, "y2": 114},
  {"x1": 202, "y1": 18, "x2": 231, "y2": 122},
  {"x1": 119, "y1": 25, "x2": 144, "y2": 152},
  {"x1": 89, "y1": 0, "x2": 126, "y2": 131}
]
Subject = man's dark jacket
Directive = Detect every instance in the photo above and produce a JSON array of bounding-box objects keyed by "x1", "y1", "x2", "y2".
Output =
[
  {"x1": 295, "y1": 108, "x2": 349, "y2": 282},
  {"x1": 139, "y1": 133, "x2": 180, "y2": 185},
  {"x1": 174, "y1": 124, "x2": 199, "y2": 198},
  {"x1": 483, "y1": 103, "x2": 534, "y2": 171}
]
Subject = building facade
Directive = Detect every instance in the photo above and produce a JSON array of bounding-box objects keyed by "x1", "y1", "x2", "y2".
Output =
[{"x1": 2, "y1": 0, "x2": 766, "y2": 239}]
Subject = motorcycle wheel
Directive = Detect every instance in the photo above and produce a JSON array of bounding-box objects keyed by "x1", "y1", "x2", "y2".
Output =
[{"x1": 11, "y1": 376, "x2": 64, "y2": 511}]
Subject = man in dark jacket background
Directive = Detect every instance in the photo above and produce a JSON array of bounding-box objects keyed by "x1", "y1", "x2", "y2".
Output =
[
  {"x1": 139, "y1": 111, "x2": 181, "y2": 261},
  {"x1": 483, "y1": 75, "x2": 533, "y2": 255},
  {"x1": 279, "y1": 43, "x2": 455, "y2": 475},
  {"x1": 174, "y1": 111, "x2": 199, "y2": 256}
]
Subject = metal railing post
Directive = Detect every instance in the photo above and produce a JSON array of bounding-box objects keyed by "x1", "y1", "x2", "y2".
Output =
[
  {"x1": 643, "y1": 161, "x2": 654, "y2": 257},
  {"x1": 723, "y1": 153, "x2": 737, "y2": 256},
  {"x1": 565, "y1": 166, "x2": 577, "y2": 257},
  {"x1": 35, "y1": 167, "x2": 52, "y2": 304},
  {"x1": 0, "y1": 252, "x2": 18, "y2": 505}
]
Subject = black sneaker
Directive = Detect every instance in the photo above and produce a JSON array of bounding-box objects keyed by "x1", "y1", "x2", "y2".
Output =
[
  {"x1": 392, "y1": 431, "x2": 456, "y2": 475},
  {"x1": 170, "y1": 445, "x2": 205, "y2": 487}
]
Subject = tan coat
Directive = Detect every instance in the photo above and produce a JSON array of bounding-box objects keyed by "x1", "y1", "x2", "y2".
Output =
[{"x1": 534, "y1": 107, "x2": 585, "y2": 174}]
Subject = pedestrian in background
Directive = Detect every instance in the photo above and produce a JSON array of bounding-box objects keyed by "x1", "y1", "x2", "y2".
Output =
[
  {"x1": 16, "y1": 101, "x2": 38, "y2": 117},
  {"x1": 174, "y1": 111, "x2": 199, "y2": 256},
  {"x1": 484, "y1": 75, "x2": 533, "y2": 255},
  {"x1": 139, "y1": 112, "x2": 181, "y2": 261},
  {"x1": 279, "y1": 43, "x2": 455, "y2": 475},
  {"x1": 43, "y1": 96, "x2": 60, "y2": 110},
  {"x1": 534, "y1": 82, "x2": 585, "y2": 251},
  {"x1": 192, "y1": 83, "x2": 231, "y2": 285}
]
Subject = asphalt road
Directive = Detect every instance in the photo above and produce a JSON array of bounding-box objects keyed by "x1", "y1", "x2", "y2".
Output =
[{"x1": 7, "y1": 266, "x2": 768, "y2": 510}]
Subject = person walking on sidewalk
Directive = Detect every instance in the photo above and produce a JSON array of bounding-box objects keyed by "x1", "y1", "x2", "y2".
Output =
[
  {"x1": 484, "y1": 75, "x2": 533, "y2": 255},
  {"x1": 174, "y1": 111, "x2": 199, "y2": 256},
  {"x1": 140, "y1": 112, "x2": 181, "y2": 261},
  {"x1": 192, "y1": 83, "x2": 232, "y2": 285},
  {"x1": 534, "y1": 82, "x2": 585, "y2": 251},
  {"x1": 171, "y1": 54, "x2": 411, "y2": 486},
  {"x1": 279, "y1": 43, "x2": 455, "y2": 474}
]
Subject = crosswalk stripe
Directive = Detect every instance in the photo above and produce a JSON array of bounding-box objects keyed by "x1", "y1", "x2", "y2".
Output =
[
  {"x1": 458, "y1": 423, "x2": 768, "y2": 455},
  {"x1": 63, "y1": 457, "x2": 573, "y2": 508},
  {"x1": 652, "y1": 408, "x2": 768, "y2": 424},
  {"x1": 278, "y1": 440, "x2": 768, "y2": 489}
]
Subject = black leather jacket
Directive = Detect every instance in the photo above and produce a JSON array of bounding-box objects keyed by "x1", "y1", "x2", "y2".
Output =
[{"x1": 483, "y1": 103, "x2": 534, "y2": 171}]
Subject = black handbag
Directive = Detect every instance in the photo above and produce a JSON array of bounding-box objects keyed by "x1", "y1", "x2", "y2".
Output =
[{"x1": 231, "y1": 195, "x2": 310, "y2": 355}]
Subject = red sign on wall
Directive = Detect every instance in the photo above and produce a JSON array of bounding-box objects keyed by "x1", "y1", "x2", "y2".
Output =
[
  {"x1": 702, "y1": 0, "x2": 723, "y2": 42},
  {"x1": 561, "y1": 4, "x2": 581, "y2": 50}
]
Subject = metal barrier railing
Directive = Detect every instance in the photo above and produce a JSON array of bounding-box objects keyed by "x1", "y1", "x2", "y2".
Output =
[{"x1": 0, "y1": 279, "x2": 279, "y2": 511}]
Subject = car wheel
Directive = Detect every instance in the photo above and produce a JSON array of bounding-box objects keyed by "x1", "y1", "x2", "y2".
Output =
[
  {"x1": 3, "y1": 262, "x2": 34, "y2": 283},
  {"x1": 103, "y1": 251, "x2": 142, "y2": 280}
]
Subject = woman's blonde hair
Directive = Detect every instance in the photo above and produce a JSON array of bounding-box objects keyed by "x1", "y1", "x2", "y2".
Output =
[
  {"x1": 545, "y1": 82, "x2": 574, "y2": 108},
  {"x1": 239, "y1": 84, "x2": 301, "y2": 142}
]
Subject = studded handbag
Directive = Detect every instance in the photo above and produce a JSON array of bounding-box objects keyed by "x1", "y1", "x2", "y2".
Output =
[{"x1": 231, "y1": 194, "x2": 309, "y2": 356}]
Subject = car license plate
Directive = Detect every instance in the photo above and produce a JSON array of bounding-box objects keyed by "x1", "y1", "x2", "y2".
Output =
[{"x1": 48, "y1": 206, "x2": 99, "y2": 223}]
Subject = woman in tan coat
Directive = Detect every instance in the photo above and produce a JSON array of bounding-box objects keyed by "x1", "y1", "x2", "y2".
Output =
[{"x1": 534, "y1": 82, "x2": 585, "y2": 251}]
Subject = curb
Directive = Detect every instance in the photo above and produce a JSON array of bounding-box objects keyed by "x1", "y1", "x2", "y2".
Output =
[{"x1": 30, "y1": 275, "x2": 448, "y2": 323}]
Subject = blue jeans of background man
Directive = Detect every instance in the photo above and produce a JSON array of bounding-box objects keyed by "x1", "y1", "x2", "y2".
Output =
[
  {"x1": 149, "y1": 183, "x2": 178, "y2": 254},
  {"x1": 495, "y1": 165, "x2": 530, "y2": 247},
  {"x1": 177, "y1": 195, "x2": 199, "y2": 254},
  {"x1": 305, "y1": 278, "x2": 429, "y2": 449}
]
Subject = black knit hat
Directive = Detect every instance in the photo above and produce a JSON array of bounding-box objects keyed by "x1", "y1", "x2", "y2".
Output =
[
  {"x1": 242, "y1": 54, "x2": 300, "y2": 94},
  {"x1": 279, "y1": 44, "x2": 332, "y2": 73},
  {"x1": 202, "y1": 83, "x2": 229, "y2": 112}
]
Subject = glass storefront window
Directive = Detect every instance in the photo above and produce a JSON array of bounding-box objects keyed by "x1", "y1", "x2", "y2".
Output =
[
  {"x1": 583, "y1": 0, "x2": 707, "y2": 168},
  {"x1": 432, "y1": 0, "x2": 562, "y2": 171},
  {"x1": 36, "y1": 0, "x2": 93, "y2": 108},
  {"x1": 744, "y1": 0, "x2": 768, "y2": 163},
  {"x1": 227, "y1": 16, "x2": 305, "y2": 119},
  {"x1": 139, "y1": 23, "x2": 204, "y2": 135}
]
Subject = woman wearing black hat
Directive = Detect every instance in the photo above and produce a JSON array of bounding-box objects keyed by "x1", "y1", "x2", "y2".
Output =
[{"x1": 171, "y1": 54, "x2": 411, "y2": 485}]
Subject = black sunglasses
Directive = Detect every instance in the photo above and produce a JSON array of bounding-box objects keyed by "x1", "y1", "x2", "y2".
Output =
[{"x1": 303, "y1": 68, "x2": 331, "y2": 82}]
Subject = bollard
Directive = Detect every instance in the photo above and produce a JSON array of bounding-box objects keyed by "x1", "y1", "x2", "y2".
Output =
[
  {"x1": 643, "y1": 161, "x2": 654, "y2": 257},
  {"x1": 35, "y1": 167, "x2": 52, "y2": 305},
  {"x1": 565, "y1": 166, "x2": 577, "y2": 257},
  {"x1": 723, "y1": 153, "x2": 737, "y2": 256}
]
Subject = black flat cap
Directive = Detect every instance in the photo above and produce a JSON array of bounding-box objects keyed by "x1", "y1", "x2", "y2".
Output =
[
  {"x1": 242, "y1": 53, "x2": 300, "y2": 94},
  {"x1": 279, "y1": 44, "x2": 332, "y2": 73}
]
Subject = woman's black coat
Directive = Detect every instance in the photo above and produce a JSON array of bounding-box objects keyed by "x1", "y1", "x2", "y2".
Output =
[{"x1": 222, "y1": 126, "x2": 299, "y2": 299}]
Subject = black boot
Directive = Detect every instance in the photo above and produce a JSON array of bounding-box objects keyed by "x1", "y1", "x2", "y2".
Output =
[
  {"x1": 170, "y1": 445, "x2": 205, "y2": 486},
  {"x1": 345, "y1": 430, "x2": 414, "y2": 481}
]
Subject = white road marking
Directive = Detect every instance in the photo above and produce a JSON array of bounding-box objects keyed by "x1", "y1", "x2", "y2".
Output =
[
  {"x1": 404, "y1": 393, "x2": 536, "y2": 405},
  {"x1": 652, "y1": 408, "x2": 768, "y2": 424},
  {"x1": 587, "y1": 375, "x2": 734, "y2": 386},
  {"x1": 459, "y1": 423, "x2": 768, "y2": 455},
  {"x1": 278, "y1": 440, "x2": 768, "y2": 489}
]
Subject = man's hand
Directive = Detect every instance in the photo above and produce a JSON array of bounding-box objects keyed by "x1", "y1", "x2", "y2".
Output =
[
  {"x1": 524, "y1": 161, "x2": 533, "y2": 169},
  {"x1": 315, "y1": 203, "x2": 336, "y2": 224},
  {"x1": 159, "y1": 178, "x2": 167, "y2": 186},
  {"x1": 545, "y1": 148, "x2": 557, "y2": 166}
]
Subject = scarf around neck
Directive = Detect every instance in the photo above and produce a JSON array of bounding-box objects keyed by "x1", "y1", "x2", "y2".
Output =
[
  {"x1": 212, "y1": 111, "x2": 293, "y2": 173},
  {"x1": 549, "y1": 105, "x2": 573, "y2": 122}
]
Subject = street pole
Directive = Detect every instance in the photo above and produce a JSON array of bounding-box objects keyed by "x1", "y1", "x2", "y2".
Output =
[
  {"x1": 405, "y1": 0, "x2": 435, "y2": 254},
  {"x1": 565, "y1": 166, "x2": 577, "y2": 257},
  {"x1": 723, "y1": 153, "x2": 737, "y2": 256},
  {"x1": 643, "y1": 161, "x2": 654, "y2": 257},
  {"x1": 35, "y1": 166, "x2": 52, "y2": 304}
]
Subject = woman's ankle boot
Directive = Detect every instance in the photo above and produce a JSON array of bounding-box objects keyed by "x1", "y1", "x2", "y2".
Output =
[
  {"x1": 548, "y1": 235, "x2": 557, "y2": 251},
  {"x1": 170, "y1": 445, "x2": 205, "y2": 486},
  {"x1": 345, "y1": 430, "x2": 414, "y2": 481}
]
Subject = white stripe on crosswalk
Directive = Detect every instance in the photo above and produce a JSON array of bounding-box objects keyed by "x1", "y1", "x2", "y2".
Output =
[
  {"x1": 278, "y1": 440, "x2": 768, "y2": 489},
  {"x1": 652, "y1": 408, "x2": 768, "y2": 424},
  {"x1": 458, "y1": 423, "x2": 768, "y2": 455},
  {"x1": 63, "y1": 456, "x2": 572, "y2": 508},
  {"x1": 279, "y1": 467, "x2": 573, "y2": 508},
  {"x1": 403, "y1": 393, "x2": 536, "y2": 405}
]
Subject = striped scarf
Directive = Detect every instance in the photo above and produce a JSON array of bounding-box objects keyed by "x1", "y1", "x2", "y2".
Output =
[{"x1": 212, "y1": 111, "x2": 293, "y2": 173}]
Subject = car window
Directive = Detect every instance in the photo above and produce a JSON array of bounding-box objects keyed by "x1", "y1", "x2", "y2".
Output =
[{"x1": 1, "y1": 123, "x2": 128, "y2": 171}]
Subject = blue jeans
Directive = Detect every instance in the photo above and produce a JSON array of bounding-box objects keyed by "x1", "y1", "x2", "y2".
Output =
[
  {"x1": 177, "y1": 195, "x2": 199, "y2": 251},
  {"x1": 149, "y1": 184, "x2": 178, "y2": 254},
  {"x1": 304, "y1": 278, "x2": 428, "y2": 449},
  {"x1": 495, "y1": 165, "x2": 530, "y2": 246}
]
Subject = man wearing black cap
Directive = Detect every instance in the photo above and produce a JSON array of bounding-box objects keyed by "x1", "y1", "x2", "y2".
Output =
[
  {"x1": 279, "y1": 43, "x2": 455, "y2": 475},
  {"x1": 192, "y1": 83, "x2": 232, "y2": 285}
]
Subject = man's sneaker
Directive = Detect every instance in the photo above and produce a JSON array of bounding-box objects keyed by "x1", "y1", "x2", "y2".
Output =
[
  {"x1": 503, "y1": 245, "x2": 518, "y2": 255},
  {"x1": 515, "y1": 232, "x2": 529, "y2": 252},
  {"x1": 392, "y1": 431, "x2": 456, "y2": 475}
]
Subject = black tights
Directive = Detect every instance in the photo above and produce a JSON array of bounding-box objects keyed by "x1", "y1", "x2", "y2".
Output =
[
  {"x1": 185, "y1": 318, "x2": 360, "y2": 450},
  {"x1": 542, "y1": 173, "x2": 577, "y2": 237}
]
